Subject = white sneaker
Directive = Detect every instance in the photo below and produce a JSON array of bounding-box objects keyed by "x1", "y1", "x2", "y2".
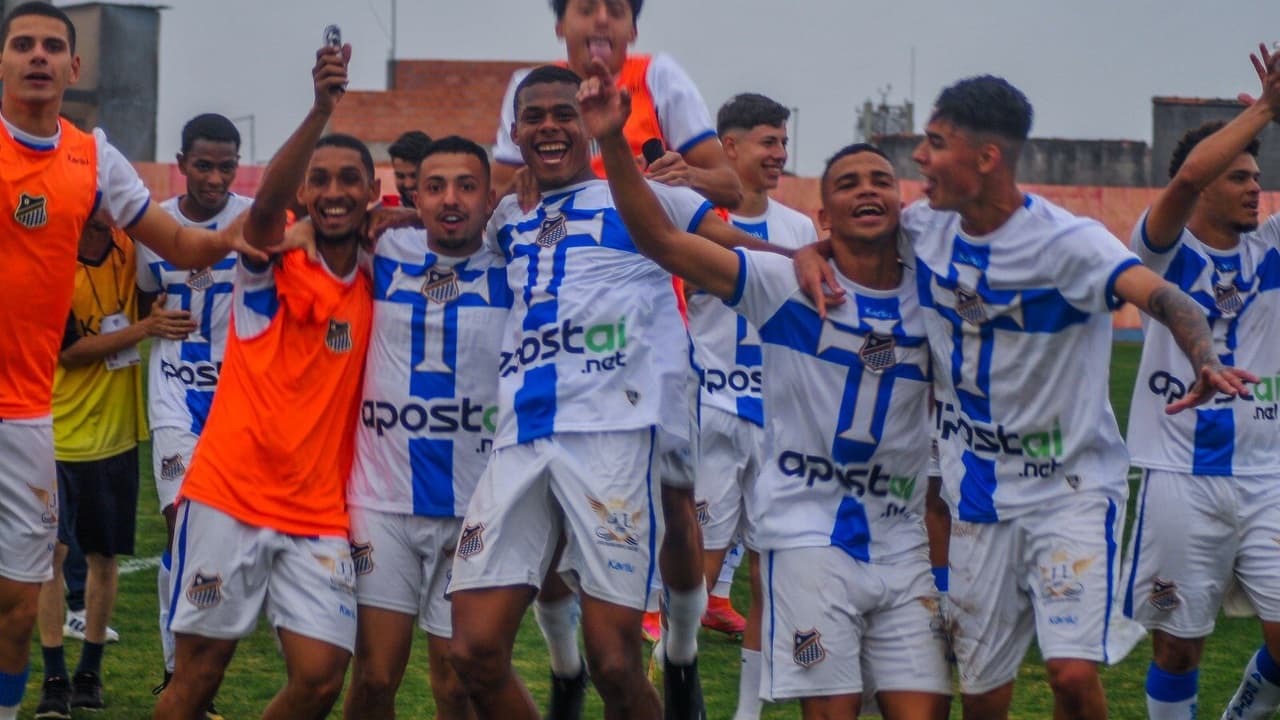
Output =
[{"x1": 63, "y1": 609, "x2": 120, "y2": 643}]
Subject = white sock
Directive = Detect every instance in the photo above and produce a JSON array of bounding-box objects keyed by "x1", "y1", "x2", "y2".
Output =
[
  {"x1": 663, "y1": 582, "x2": 707, "y2": 666},
  {"x1": 158, "y1": 552, "x2": 175, "y2": 673},
  {"x1": 534, "y1": 595, "x2": 582, "y2": 679},
  {"x1": 733, "y1": 648, "x2": 763, "y2": 720},
  {"x1": 1224, "y1": 646, "x2": 1280, "y2": 719},
  {"x1": 716, "y1": 541, "x2": 744, "y2": 596},
  {"x1": 1144, "y1": 663, "x2": 1197, "y2": 720}
]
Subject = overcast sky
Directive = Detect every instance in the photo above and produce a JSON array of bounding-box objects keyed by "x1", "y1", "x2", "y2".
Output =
[{"x1": 86, "y1": 0, "x2": 1280, "y2": 175}]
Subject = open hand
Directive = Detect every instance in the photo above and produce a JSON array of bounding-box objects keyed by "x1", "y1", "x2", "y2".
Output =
[
  {"x1": 1165, "y1": 362, "x2": 1258, "y2": 414},
  {"x1": 576, "y1": 57, "x2": 632, "y2": 141}
]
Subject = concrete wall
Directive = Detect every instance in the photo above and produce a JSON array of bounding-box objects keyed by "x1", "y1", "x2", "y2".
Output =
[
  {"x1": 1151, "y1": 97, "x2": 1280, "y2": 190},
  {"x1": 873, "y1": 134, "x2": 1151, "y2": 187}
]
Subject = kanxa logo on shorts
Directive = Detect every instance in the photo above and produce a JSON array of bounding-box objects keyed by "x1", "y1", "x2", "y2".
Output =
[
  {"x1": 1039, "y1": 550, "x2": 1094, "y2": 603},
  {"x1": 14, "y1": 193, "x2": 48, "y2": 229},
  {"x1": 314, "y1": 553, "x2": 356, "y2": 592},
  {"x1": 326, "y1": 318, "x2": 353, "y2": 353},
  {"x1": 457, "y1": 523, "x2": 485, "y2": 559},
  {"x1": 26, "y1": 484, "x2": 56, "y2": 529},
  {"x1": 859, "y1": 333, "x2": 897, "y2": 373},
  {"x1": 350, "y1": 540, "x2": 374, "y2": 576},
  {"x1": 422, "y1": 267, "x2": 460, "y2": 305},
  {"x1": 160, "y1": 454, "x2": 186, "y2": 483},
  {"x1": 588, "y1": 496, "x2": 642, "y2": 548},
  {"x1": 186, "y1": 267, "x2": 213, "y2": 291},
  {"x1": 187, "y1": 572, "x2": 223, "y2": 609},
  {"x1": 1150, "y1": 577, "x2": 1180, "y2": 611},
  {"x1": 793, "y1": 628, "x2": 826, "y2": 668}
]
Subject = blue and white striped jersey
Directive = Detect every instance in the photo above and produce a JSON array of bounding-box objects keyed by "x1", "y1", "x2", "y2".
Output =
[
  {"x1": 688, "y1": 200, "x2": 817, "y2": 426},
  {"x1": 489, "y1": 179, "x2": 710, "y2": 450},
  {"x1": 136, "y1": 194, "x2": 252, "y2": 434},
  {"x1": 347, "y1": 229, "x2": 512, "y2": 517},
  {"x1": 905, "y1": 195, "x2": 1140, "y2": 522},
  {"x1": 731, "y1": 248, "x2": 931, "y2": 563},
  {"x1": 1127, "y1": 211, "x2": 1280, "y2": 476}
]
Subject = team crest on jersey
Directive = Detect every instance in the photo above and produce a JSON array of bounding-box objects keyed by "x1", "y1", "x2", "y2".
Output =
[
  {"x1": 1150, "y1": 578, "x2": 1180, "y2": 611},
  {"x1": 588, "y1": 496, "x2": 643, "y2": 549},
  {"x1": 421, "y1": 267, "x2": 460, "y2": 304},
  {"x1": 858, "y1": 333, "x2": 897, "y2": 373},
  {"x1": 457, "y1": 523, "x2": 485, "y2": 559},
  {"x1": 536, "y1": 211, "x2": 568, "y2": 248},
  {"x1": 14, "y1": 193, "x2": 48, "y2": 229},
  {"x1": 26, "y1": 484, "x2": 56, "y2": 528},
  {"x1": 1214, "y1": 283, "x2": 1244, "y2": 316},
  {"x1": 160, "y1": 454, "x2": 186, "y2": 483},
  {"x1": 793, "y1": 629, "x2": 826, "y2": 668},
  {"x1": 695, "y1": 499, "x2": 710, "y2": 526},
  {"x1": 186, "y1": 267, "x2": 214, "y2": 291},
  {"x1": 326, "y1": 319, "x2": 353, "y2": 353},
  {"x1": 955, "y1": 286, "x2": 987, "y2": 325},
  {"x1": 350, "y1": 541, "x2": 374, "y2": 576},
  {"x1": 186, "y1": 572, "x2": 223, "y2": 609}
]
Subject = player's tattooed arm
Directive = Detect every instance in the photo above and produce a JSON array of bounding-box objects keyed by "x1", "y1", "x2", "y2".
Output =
[{"x1": 1117, "y1": 264, "x2": 1258, "y2": 413}]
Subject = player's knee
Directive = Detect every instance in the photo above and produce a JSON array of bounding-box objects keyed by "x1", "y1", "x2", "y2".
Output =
[
  {"x1": 1152, "y1": 633, "x2": 1203, "y2": 674},
  {"x1": 1045, "y1": 659, "x2": 1100, "y2": 699},
  {"x1": 448, "y1": 633, "x2": 510, "y2": 692},
  {"x1": 0, "y1": 592, "x2": 38, "y2": 646},
  {"x1": 429, "y1": 661, "x2": 470, "y2": 713},
  {"x1": 584, "y1": 647, "x2": 642, "y2": 701},
  {"x1": 350, "y1": 661, "x2": 400, "y2": 701},
  {"x1": 286, "y1": 665, "x2": 345, "y2": 708}
]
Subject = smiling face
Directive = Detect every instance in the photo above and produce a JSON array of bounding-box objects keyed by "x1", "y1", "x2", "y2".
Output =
[
  {"x1": 820, "y1": 150, "x2": 901, "y2": 244},
  {"x1": 555, "y1": 0, "x2": 636, "y2": 74},
  {"x1": 512, "y1": 80, "x2": 594, "y2": 190},
  {"x1": 391, "y1": 157, "x2": 419, "y2": 208},
  {"x1": 417, "y1": 151, "x2": 493, "y2": 255},
  {"x1": 178, "y1": 139, "x2": 239, "y2": 217},
  {"x1": 299, "y1": 146, "x2": 380, "y2": 242},
  {"x1": 725, "y1": 123, "x2": 789, "y2": 194},
  {"x1": 0, "y1": 14, "x2": 79, "y2": 110}
]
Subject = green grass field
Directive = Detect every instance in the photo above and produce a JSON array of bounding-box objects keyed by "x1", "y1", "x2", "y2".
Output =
[{"x1": 20, "y1": 341, "x2": 1265, "y2": 718}]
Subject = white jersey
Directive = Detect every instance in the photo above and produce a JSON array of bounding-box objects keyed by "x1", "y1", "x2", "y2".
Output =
[
  {"x1": 488, "y1": 178, "x2": 710, "y2": 449},
  {"x1": 492, "y1": 53, "x2": 716, "y2": 166},
  {"x1": 1127, "y1": 211, "x2": 1280, "y2": 475},
  {"x1": 348, "y1": 230, "x2": 512, "y2": 517},
  {"x1": 137, "y1": 195, "x2": 253, "y2": 433},
  {"x1": 688, "y1": 200, "x2": 817, "y2": 425},
  {"x1": 903, "y1": 195, "x2": 1141, "y2": 522},
  {"x1": 731, "y1": 249, "x2": 931, "y2": 563}
]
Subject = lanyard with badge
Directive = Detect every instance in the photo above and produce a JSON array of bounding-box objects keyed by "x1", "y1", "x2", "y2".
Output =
[{"x1": 82, "y1": 241, "x2": 141, "y2": 371}]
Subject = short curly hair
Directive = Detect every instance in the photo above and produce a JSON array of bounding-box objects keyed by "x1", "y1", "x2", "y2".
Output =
[
  {"x1": 1168, "y1": 121, "x2": 1260, "y2": 179},
  {"x1": 930, "y1": 75, "x2": 1033, "y2": 143}
]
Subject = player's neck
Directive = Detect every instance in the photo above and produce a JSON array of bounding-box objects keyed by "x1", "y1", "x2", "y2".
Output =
[
  {"x1": 317, "y1": 236, "x2": 359, "y2": 277},
  {"x1": 735, "y1": 188, "x2": 770, "y2": 217},
  {"x1": 830, "y1": 233, "x2": 902, "y2": 291},
  {"x1": 537, "y1": 166, "x2": 597, "y2": 193},
  {"x1": 178, "y1": 195, "x2": 227, "y2": 225},
  {"x1": 1, "y1": 94, "x2": 60, "y2": 137},
  {"x1": 1186, "y1": 215, "x2": 1242, "y2": 252},
  {"x1": 428, "y1": 235, "x2": 482, "y2": 258},
  {"x1": 958, "y1": 182, "x2": 1024, "y2": 236}
]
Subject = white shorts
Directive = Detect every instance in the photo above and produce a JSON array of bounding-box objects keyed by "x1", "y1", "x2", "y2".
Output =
[
  {"x1": 948, "y1": 491, "x2": 1131, "y2": 694},
  {"x1": 168, "y1": 499, "x2": 358, "y2": 653},
  {"x1": 696, "y1": 407, "x2": 762, "y2": 550},
  {"x1": 152, "y1": 427, "x2": 199, "y2": 511},
  {"x1": 0, "y1": 417, "x2": 57, "y2": 583},
  {"x1": 1123, "y1": 470, "x2": 1280, "y2": 637},
  {"x1": 761, "y1": 545, "x2": 951, "y2": 701},
  {"x1": 448, "y1": 429, "x2": 660, "y2": 611},
  {"x1": 657, "y1": 372, "x2": 700, "y2": 491},
  {"x1": 349, "y1": 506, "x2": 460, "y2": 638}
]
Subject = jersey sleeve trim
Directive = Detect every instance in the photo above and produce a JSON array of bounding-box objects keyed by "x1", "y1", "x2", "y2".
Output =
[
  {"x1": 675, "y1": 130, "x2": 717, "y2": 157},
  {"x1": 1105, "y1": 257, "x2": 1142, "y2": 310},
  {"x1": 1139, "y1": 215, "x2": 1181, "y2": 255},
  {"x1": 124, "y1": 197, "x2": 151, "y2": 229},
  {"x1": 728, "y1": 248, "x2": 748, "y2": 306},
  {"x1": 687, "y1": 200, "x2": 713, "y2": 234}
]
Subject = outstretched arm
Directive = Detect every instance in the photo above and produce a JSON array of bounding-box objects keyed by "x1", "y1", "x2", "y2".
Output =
[
  {"x1": 646, "y1": 138, "x2": 744, "y2": 210},
  {"x1": 1113, "y1": 264, "x2": 1257, "y2": 413},
  {"x1": 244, "y1": 43, "x2": 352, "y2": 250},
  {"x1": 1144, "y1": 44, "x2": 1280, "y2": 249},
  {"x1": 579, "y1": 59, "x2": 740, "y2": 301}
]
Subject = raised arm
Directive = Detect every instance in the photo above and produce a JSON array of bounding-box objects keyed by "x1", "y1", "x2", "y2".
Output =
[
  {"x1": 1113, "y1": 264, "x2": 1257, "y2": 412},
  {"x1": 1145, "y1": 44, "x2": 1280, "y2": 249},
  {"x1": 243, "y1": 44, "x2": 352, "y2": 250}
]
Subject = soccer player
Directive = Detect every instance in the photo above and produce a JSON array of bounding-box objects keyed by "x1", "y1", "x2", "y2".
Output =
[
  {"x1": 790, "y1": 74, "x2": 1254, "y2": 720},
  {"x1": 152, "y1": 44, "x2": 375, "y2": 720},
  {"x1": 0, "y1": 5, "x2": 257, "y2": 717},
  {"x1": 342, "y1": 135, "x2": 509, "y2": 720},
  {"x1": 33, "y1": 211, "x2": 192, "y2": 717},
  {"x1": 577, "y1": 58, "x2": 952, "y2": 719},
  {"x1": 137, "y1": 112, "x2": 252, "y2": 711},
  {"x1": 1122, "y1": 46, "x2": 1280, "y2": 720},
  {"x1": 690, "y1": 92, "x2": 817, "y2": 720},
  {"x1": 387, "y1": 129, "x2": 432, "y2": 208}
]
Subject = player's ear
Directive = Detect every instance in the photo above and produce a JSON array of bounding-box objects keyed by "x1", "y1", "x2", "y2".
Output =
[
  {"x1": 976, "y1": 142, "x2": 1002, "y2": 175},
  {"x1": 370, "y1": 176, "x2": 382, "y2": 201},
  {"x1": 818, "y1": 206, "x2": 830, "y2": 234},
  {"x1": 68, "y1": 54, "x2": 80, "y2": 84}
]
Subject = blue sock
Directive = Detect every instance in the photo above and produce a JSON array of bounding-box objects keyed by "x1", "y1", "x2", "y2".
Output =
[
  {"x1": 41, "y1": 645, "x2": 67, "y2": 680},
  {"x1": 1257, "y1": 645, "x2": 1280, "y2": 685},
  {"x1": 1224, "y1": 645, "x2": 1280, "y2": 718},
  {"x1": 1145, "y1": 662, "x2": 1197, "y2": 720},
  {"x1": 76, "y1": 641, "x2": 104, "y2": 676},
  {"x1": 0, "y1": 666, "x2": 29, "y2": 708}
]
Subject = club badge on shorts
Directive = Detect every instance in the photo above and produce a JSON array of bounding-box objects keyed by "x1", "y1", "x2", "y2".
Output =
[
  {"x1": 326, "y1": 318, "x2": 353, "y2": 353},
  {"x1": 160, "y1": 454, "x2": 186, "y2": 483},
  {"x1": 859, "y1": 333, "x2": 897, "y2": 373},
  {"x1": 422, "y1": 267, "x2": 460, "y2": 305},
  {"x1": 14, "y1": 193, "x2": 48, "y2": 229},
  {"x1": 457, "y1": 523, "x2": 485, "y2": 559},
  {"x1": 793, "y1": 628, "x2": 826, "y2": 668},
  {"x1": 350, "y1": 541, "x2": 374, "y2": 576},
  {"x1": 187, "y1": 572, "x2": 223, "y2": 609},
  {"x1": 1150, "y1": 578, "x2": 1180, "y2": 611}
]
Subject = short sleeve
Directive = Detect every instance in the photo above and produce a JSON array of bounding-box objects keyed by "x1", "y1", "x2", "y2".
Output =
[
  {"x1": 493, "y1": 69, "x2": 531, "y2": 166},
  {"x1": 650, "y1": 181, "x2": 712, "y2": 233},
  {"x1": 232, "y1": 256, "x2": 279, "y2": 340},
  {"x1": 1261, "y1": 212, "x2": 1280, "y2": 249},
  {"x1": 727, "y1": 248, "x2": 801, "y2": 330},
  {"x1": 93, "y1": 129, "x2": 151, "y2": 228},
  {"x1": 647, "y1": 54, "x2": 717, "y2": 155},
  {"x1": 1129, "y1": 208, "x2": 1184, "y2": 275},
  {"x1": 1053, "y1": 220, "x2": 1141, "y2": 313},
  {"x1": 135, "y1": 243, "x2": 162, "y2": 293}
]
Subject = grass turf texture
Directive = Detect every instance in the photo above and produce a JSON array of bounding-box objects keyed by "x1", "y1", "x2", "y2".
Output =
[{"x1": 21, "y1": 341, "x2": 1264, "y2": 718}]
